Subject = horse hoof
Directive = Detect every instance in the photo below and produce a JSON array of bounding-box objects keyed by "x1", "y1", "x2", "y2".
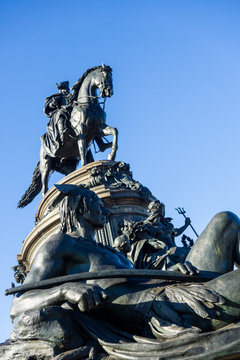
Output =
[{"x1": 108, "y1": 152, "x2": 116, "y2": 161}]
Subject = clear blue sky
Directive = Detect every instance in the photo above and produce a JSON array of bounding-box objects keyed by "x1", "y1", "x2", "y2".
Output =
[{"x1": 1, "y1": 0, "x2": 240, "y2": 342}]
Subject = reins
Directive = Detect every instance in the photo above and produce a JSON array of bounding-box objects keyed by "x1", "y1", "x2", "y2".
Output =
[{"x1": 76, "y1": 95, "x2": 106, "y2": 108}]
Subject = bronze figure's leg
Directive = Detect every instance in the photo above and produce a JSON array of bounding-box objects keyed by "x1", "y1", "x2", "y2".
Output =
[
  {"x1": 86, "y1": 149, "x2": 94, "y2": 164},
  {"x1": 71, "y1": 108, "x2": 87, "y2": 167},
  {"x1": 186, "y1": 211, "x2": 240, "y2": 273},
  {"x1": 78, "y1": 129, "x2": 86, "y2": 167},
  {"x1": 101, "y1": 124, "x2": 118, "y2": 161},
  {"x1": 39, "y1": 146, "x2": 52, "y2": 196},
  {"x1": 94, "y1": 137, "x2": 113, "y2": 152}
]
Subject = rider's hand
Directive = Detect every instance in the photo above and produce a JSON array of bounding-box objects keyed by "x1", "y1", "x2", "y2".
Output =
[
  {"x1": 185, "y1": 217, "x2": 191, "y2": 226},
  {"x1": 60, "y1": 282, "x2": 109, "y2": 312},
  {"x1": 168, "y1": 261, "x2": 199, "y2": 276}
]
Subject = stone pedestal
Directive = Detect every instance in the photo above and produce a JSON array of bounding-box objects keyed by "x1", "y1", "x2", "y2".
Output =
[{"x1": 17, "y1": 160, "x2": 155, "y2": 272}]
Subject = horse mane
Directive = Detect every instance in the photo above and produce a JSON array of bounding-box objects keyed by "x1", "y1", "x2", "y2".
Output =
[{"x1": 71, "y1": 65, "x2": 112, "y2": 97}]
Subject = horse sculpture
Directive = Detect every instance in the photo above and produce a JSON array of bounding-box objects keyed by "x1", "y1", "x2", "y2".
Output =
[{"x1": 18, "y1": 64, "x2": 118, "y2": 208}]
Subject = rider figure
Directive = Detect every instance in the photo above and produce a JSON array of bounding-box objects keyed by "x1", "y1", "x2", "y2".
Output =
[
  {"x1": 41, "y1": 81, "x2": 73, "y2": 158},
  {"x1": 43, "y1": 80, "x2": 111, "y2": 158},
  {"x1": 44, "y1": 81, "x2": 72, "y2": 146}
]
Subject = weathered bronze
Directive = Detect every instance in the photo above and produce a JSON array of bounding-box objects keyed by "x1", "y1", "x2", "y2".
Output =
[
  {"x1": 5, "y1": 268, "x2": 221, "y2": 296},
  {"x1": 116, "y1": 200, "x2": 192, "y2": 270},
  {"x1": 18, "y1": 64, "x2": 118, "y2": 208},
  {"x1": 8, "y1": 185, "x2": 240, "y2": 359},
  {"x1": 11, "y1": 264, "x2": 26, "y2": 284},
  {"x1": 175, "y1": 206, "x2": 199, "y2": 237}
]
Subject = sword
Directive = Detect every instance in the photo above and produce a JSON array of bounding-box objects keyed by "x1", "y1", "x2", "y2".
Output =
[
  {"x1": 5, "y1": 269, "x2": 221, "y2": 296},
  {"x1": 175, "y1": 207, "x2": 199, "y2": 238}
]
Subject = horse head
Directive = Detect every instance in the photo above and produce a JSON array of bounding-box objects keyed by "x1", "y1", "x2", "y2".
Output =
[{"x1": 94, "y1": 64, "x2": 113, "y2": 98}]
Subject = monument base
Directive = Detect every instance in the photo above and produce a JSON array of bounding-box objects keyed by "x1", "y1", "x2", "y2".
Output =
[{"x1": 2, "y1": 321, "x2": 240, "y2": 359}]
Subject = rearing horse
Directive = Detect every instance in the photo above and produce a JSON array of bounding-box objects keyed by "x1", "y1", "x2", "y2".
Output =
[{"x1": 18, "y1": 65, "x2": 118, "y2": 208}]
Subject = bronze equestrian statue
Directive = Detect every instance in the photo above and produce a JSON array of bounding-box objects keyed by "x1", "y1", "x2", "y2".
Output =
[{"x1": 18, "y1": 64, "x2": 118, "y2": 208}]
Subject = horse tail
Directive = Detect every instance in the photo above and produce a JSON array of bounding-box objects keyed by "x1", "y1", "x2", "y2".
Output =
[{"x1": 17, "y1": 162, "x2": 42, "y2": 208}]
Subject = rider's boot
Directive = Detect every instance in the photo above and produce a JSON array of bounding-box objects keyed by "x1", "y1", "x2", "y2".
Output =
[{"x1": 58, "y1": 117, "x2": 68, "y2": 143}]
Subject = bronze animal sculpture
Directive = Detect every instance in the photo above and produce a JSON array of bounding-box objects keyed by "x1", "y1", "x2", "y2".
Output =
[{"x1": 18, "y1": 64, "x2": 118, "y2": 208}]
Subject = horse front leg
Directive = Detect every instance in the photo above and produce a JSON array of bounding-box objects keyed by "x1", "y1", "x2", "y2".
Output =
[
  {"x1": 39, "y1": 147, "x2": 52, "y2": 196},
  {"x1": 101, "y1": 125, "x2": 118, "y2": 161},
  {"x1": 78, "y1": 123, "x2": 87, "y2": 167}
]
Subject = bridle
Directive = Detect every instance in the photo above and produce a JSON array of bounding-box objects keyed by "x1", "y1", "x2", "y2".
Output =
[{"x1": 76, "y1": 68, "x2": 111, "y2": 108}]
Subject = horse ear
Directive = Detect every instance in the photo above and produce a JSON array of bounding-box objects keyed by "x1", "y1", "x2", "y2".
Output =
[{"x1": 102, "y1": 62, "x2": 105, "y2": 68}]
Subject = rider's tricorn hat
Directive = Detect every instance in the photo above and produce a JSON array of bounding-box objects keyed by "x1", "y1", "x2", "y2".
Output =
[{"x1": 56, "y1": 81, "x2": 70, "y2": 91}]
